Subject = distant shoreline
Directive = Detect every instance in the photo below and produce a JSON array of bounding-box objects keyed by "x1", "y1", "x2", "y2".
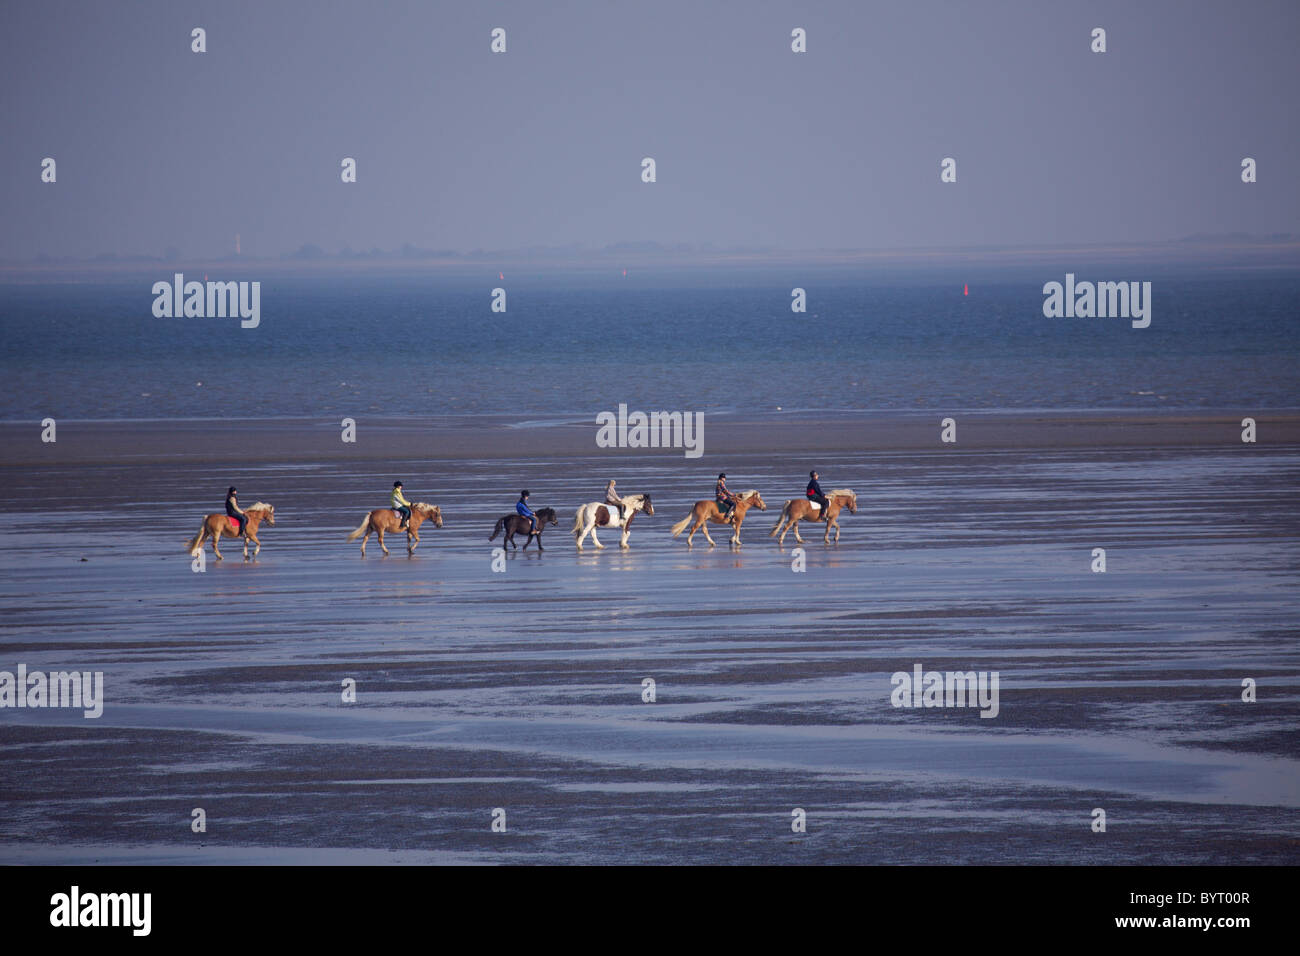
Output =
[{"x1": 3, "y1": 409, "x2": 1295, "y2": 468}]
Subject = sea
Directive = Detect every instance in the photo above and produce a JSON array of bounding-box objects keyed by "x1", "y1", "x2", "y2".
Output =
[{"x1": 1, "y1": 265, "x2": 1296, "y2": 421}]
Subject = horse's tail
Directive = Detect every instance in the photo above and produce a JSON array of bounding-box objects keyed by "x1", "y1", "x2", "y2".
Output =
[
  {"x1": 669, "y1": 510, "x2": 695, "y2": 537},
  {"x1": 571, "y1": 507, "x2": 585, "y2": 538},
  {"x1": 185, "y1": 522, "x2": 206, "y2": 554},
  {"x1": 770, "y1": 501, "x2": 791, "y2": 536},
  {"x1": 489, "y1": 516, "x2": 506, "y2": 541},
  {"x1": 345, "y1": 514, "x2": 370, "y2": 542}
]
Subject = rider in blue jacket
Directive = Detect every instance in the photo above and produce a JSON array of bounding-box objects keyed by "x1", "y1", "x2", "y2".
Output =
[{"x1": 516, "y1": 490, "x2": 539, "y2": 536}]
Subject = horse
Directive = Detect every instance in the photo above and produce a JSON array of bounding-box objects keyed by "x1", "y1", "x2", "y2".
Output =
[
  {"x1": 345, "y1": 501, "x2": 443, "y2": 556},
  {"x1": 186, "y1": 503, "x2": 275, "y2": 561},
  {"x1": 669, "y1": 490, "x2": 767, "y2": 547},
  {"x1": 489, "y1": 507, "x2": 558, "y2": 551},
  {"x1": 572, "y1": 494, "x2": 654, "y2": 549},
  {"x1": 769, "y1": 489, "x2": 857, "y2": 545}
]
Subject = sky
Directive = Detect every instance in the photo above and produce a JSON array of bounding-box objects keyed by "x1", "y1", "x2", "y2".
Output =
[{"x1": 1, "y1": 0, "x2": 1297, "y2": 261}]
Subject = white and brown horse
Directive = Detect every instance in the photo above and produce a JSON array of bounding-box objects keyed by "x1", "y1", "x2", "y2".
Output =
[
  {"x1": 345, "y1": 502, "x2": 442, "y2": 556},
  {"x1": 770, "y1": 489, "x2": 857, "y2": 545},
  {"x1": 572, "y1": 494, "x2": 653, "y2": 549},
  {"x1": 186, "y1": 503, "x2": 275, "y2": 561},
  {"x1": 669, "y1": 490, "x2": 767, "y2": 547}
]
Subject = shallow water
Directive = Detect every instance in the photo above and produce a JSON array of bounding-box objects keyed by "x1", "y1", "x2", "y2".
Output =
[{"x1": 1, "y1": 444, "x2": 1297, "y2": 863}]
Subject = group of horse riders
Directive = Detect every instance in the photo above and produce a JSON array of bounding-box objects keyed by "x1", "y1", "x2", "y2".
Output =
[
  {"x1": 714, "y1": 470, "x2": 829, "y2": 524},
  {"x1": 224, "y1": 471, "x2": 833, "y2": 540}
]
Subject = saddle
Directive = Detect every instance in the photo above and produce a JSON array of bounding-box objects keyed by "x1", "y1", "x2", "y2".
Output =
[
  {"x1": 226, "y1": 516, "x2": 242, "y2": 532},
  {"x1": 595, "y1": 505, "x2": 620, "y2": 526}
]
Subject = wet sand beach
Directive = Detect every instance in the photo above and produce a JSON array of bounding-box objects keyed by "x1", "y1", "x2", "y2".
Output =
[{"x1": 1, "y1": 412, "x2": 1297, "y2": 864}]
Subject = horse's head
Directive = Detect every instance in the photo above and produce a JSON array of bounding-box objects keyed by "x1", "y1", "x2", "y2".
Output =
[
  {"x1": 638, "y1": 494, "x2": 653, "y2": 516},
  {"x1": 832, "y1": 489, "x2": 856, "y2": 514},
  {"x1": 415, "y1": 503, "x2": 442, "y2": 527},
  {"x1": 250, "y1": 503, "x2": 274, "y2": 525},
  {"x1": 537, "y1": 507, "x2": 558, "y2": 525},
  {"x1": 742, "y1": 490, "x2": 766, "y2": 511}
]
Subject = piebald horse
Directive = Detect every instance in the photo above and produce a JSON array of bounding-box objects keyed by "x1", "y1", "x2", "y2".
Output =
[
  {"x1": 186, "y1": 503, "x2": 275, "y2": 561},
  {"x1": 572, "y1": 494, "x2": 653, "y2": 549},
  {"x1": 669, "y1": 490, "x2": 767, "y2": 547},
  {"x1": 769, "y1": 489, "x2": 857, "y2": 545},
  {"x1": 345, "y1": 502, "x2": 443, "y2": 556}
]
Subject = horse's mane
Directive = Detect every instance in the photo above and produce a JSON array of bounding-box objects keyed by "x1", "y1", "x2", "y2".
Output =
[
  {"x1": 740, "y1": 489, "x2": 761, "y2": 499},
  {"x1": 830, "y1": 488, "x2": 855, "y2": 498},
  {"x1": 248, "y1": 501, "x2": 273, "y2": 512},
  {"x1": 413, "y1": 501, "x2": 438, "y2": 512},
  {"x1": 622, "y1": 493, "x2": 647, "y2": 505}
]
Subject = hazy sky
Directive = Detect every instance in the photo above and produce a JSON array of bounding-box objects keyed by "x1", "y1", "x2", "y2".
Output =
[{"x1": 2, "y1": 0, "x2": 1297, "y2": 260}]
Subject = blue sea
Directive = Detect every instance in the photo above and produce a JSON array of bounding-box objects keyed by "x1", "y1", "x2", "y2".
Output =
[{"x1": 1, "y1": 265, "x2": 1296, "y2": 420}]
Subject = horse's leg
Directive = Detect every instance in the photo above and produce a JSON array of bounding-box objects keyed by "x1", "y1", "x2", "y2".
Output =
[
  {"x1": 212, "y1": 528, "x2": 225, "y2": 561},
  {"x1": 536, "y1": 531, "x2": 544, "y2": 552},
  {"x1": 360, "y1": 527, "x2": 369, "y2": 557},
  {"x1": 701, "y1": 517, "x2": 716, "y2": 547},
  {"x1": 590, "y1": 524, "x2": 603, "y2": 549},
  {"x1": 575, "y1": 515, "x2": 588, "y2": 550},
  {"x1": 732, "y1": 517, "x2": 743, "y2": 546},
  {"x1": 248, "y1": 531, "x2": 260, "y2": 558},
  {"x1": 377, "y1": 527, "x2": 390, "y2": 556},
  {"x1": 408, "y1": 530, "x2": 418, "y2": 554},
  {"x1": 793, "y1": 518, "x2": 804, "y2": 544}
]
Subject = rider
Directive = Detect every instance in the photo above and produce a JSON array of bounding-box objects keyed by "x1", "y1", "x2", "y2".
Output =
[
  {"x1": 517, "y1": 490, "x2": 540, "y2": 537},
  {"x1": 605, "y1": 479, "x2": 625, "y2": 522},
  {"x1": 225, "y1": 486, "x2": 248, "y2": 538},
  {"x1": 392, "y1": 481, "x2": 412, "y2": 529},
  {"x1": 806, "y1": 470, "x2": 830, "y2": 521},
  {"x1": 715, "y1": 473, "x2": 738, "y2": 524}
]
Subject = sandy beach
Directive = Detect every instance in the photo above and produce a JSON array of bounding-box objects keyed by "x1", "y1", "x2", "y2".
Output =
[{"x1": 0, "y1": 411, "x2": 1296, "y2": 864}]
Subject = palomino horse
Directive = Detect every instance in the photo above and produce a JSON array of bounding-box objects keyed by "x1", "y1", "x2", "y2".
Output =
[
  {"x1": 489, "y1": 506, "x2": 559, "y2": 551},
  {"x1": 770, "y1": 489, "x2": 857, "y2": 545},
  {"x1": 572, "y1": 494, "x2": 653, "y2": 549},
  {"x1": 669, "y1": 490, "x2": 767, "y2": 547},
  {"x1": 186, "y1": 503, "x2": 275, "y2": 561},
  {"x1": 345, "y1": 502, "x2": 442, "y2": 556}
]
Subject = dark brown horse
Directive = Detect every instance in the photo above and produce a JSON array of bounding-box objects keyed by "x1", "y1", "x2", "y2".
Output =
[
  {"x1": 345, "y1": 502, "x2": 443, "y2": 556},
  {"x1": 489, "y1": 507, "x2": 558, "y2": 550},
  {"x1": 186, "y1": 503, "x2": 275, "y2": 561}
]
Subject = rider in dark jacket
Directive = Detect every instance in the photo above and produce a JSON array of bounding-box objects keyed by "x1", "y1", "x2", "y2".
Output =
[
  {"x1": 716, "y1": 473, "x2": 738, "y2": 524},
  {"x1": 806, "y1": 471, "x2": 830, "y2": 521},
  {"x1": 225, "y1": 486, "x2": 248, "y2": 537}
]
